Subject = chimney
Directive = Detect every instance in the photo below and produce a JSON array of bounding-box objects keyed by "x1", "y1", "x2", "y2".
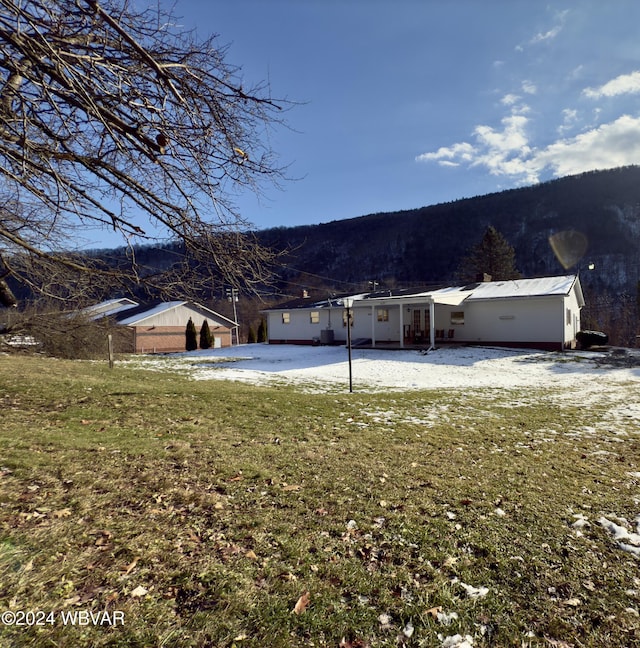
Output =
[
  {"x1": 475, "y1": 273, "x2": 492, "y2": 283},
  {"x1": 302, "y1": 289, "x2": 309, "y2": 298}
]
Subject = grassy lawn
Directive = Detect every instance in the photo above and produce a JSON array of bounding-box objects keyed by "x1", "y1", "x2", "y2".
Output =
[{"x1": 1, "y1": 354, "x2": 640, "y2": 647}]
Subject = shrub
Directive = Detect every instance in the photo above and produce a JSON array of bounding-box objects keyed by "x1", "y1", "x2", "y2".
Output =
[
  {"x1": 185, "y1": 317, "x2": 198, "y2": 351},
  {"x1": 0, "y1": 303, "x2": 130, "y2": 359},
  {"x1": 199, "y1": 319, "x2": 213, "y2": 349},
  {"x1": 257, "y1": 318, "x2": 267, "y2": 343}
]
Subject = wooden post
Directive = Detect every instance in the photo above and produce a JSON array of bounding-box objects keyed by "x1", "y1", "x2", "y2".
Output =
[{"x1": 107, "y1": 334, "x2": 114, "y2": 369}]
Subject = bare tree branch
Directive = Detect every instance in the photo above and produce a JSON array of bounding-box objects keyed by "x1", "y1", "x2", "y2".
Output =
[{"x1": 0, "y1": 0, "x2": 290, "y2": 305}]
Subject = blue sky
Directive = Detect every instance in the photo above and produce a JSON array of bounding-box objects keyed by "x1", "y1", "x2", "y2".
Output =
[{"x1": 89, "y1": 1, "x2": 640, "y2": 247}]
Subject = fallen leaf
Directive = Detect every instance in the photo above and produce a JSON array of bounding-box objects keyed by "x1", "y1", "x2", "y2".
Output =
[
  {"x1": 426, "y1": 605, "x2": 443, "y2": 618},
  {"x1": 63, "y1": 595, "x2": 81, "y2": 606},
  {"x1": 130, "y1": 585, "x2": 148, "y2": 598},
  {"x1": 122, "y1": 558, "x2": 139, "y2": 575},
  {"x1": 292, "y1": 590, "x2": 310, "y2": 614},
  {"x1": 282, "y1": 484, "x2": 302, "y2": 492},
  {"x1": 281, "y1": 571, "x2": 297, "y2": 582},
  {"x1": 105, "y1": 591, "x2": 119, "y2": 605},
  {"x1": 340, "y1": 639, "x2": 370, "y2": 648},
  {"x1": 245, "y1": 550, "x2": 258, "y2": 561},
  {"x1": 94, "y1": 530, "x2": 112, "y2": 547},
  {"x1": 53, "y1": 508, "x2": 72, "y2": 518}
]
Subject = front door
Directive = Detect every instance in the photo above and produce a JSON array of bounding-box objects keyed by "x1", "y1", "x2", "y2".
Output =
[{"x1": 413, "y1": 310, "x2": 422, "y2": 342}]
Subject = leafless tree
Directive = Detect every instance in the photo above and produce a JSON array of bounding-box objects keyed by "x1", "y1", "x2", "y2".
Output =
[{"x1": 0, "y1": 0, "x2": 289, "y2": 306}]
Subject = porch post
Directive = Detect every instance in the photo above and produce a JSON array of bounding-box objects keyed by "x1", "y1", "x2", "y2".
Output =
[
  {"x1": 399, "y1": 301, "x2": 404, "y2": 348},
  {"x1": 371, "y1": 305, "x2": 376, "y2": 348},
  {"x1": 429, "y1": 299, "x2": 436, "y2": 350}
]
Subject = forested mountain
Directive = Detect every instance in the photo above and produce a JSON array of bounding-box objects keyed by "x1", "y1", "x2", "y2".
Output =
[
  {"x1": 256, "y1": 165, "x2": 640, "y2": 344},
  {"x1": 259, "y1": 166, "x2": 640, "y2": 295}
]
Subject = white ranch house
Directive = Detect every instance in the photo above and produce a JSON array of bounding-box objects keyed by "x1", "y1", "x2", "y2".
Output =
[{"x1": 264, "y1": 274, "x2": 584, "y2": 351}]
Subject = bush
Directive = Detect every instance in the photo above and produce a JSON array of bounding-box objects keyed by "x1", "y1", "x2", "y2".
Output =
[
  {"x1": 257, "y1": 318, "x2": 267, "y2": 343},
  {"x1": 576, "y1": 330, "x2": 609, "y2": 349},
  {"x1": 185, "y1": 317, "x2": 198, "y2": 351},
  {"x1": 199, "y1": 320, "x2": 213, "y2": 349},
  {"x1": 0, "y1": 304, "x2": 130, "y2": 359}
]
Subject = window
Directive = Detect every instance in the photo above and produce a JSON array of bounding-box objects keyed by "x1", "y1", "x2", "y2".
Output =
[
  {"x1": 282, "y1": 312, "x2": 290, "y2": 324},
  {"x1": 377, "y1": 308, "x2": 389, "y2": 322},
  {"x1": 451, "y1": 311, "x2": 465, "y2": 325},
  {"x1": 310, "y1": 311, "x2": 320, "y2": 324},
  {"x1": 566, "y1": 308, "x2": 572, "y2": 325}
]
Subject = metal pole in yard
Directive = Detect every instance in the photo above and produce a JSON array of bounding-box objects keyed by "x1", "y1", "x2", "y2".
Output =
[{"x1": 344, "y1": 298, "x2": 354, "y2": 392}]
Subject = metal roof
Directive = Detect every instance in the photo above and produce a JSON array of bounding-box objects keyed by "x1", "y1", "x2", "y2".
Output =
[
  {"x1": 263, "y1": 275, "x2": 582, "y2": 311},
  {"x1": 116, "y1": 301, "x2": 237, "y2": 327}
]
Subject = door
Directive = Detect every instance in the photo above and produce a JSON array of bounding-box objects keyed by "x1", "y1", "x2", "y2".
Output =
[{"x1": 413, "y1": 310, "x2": 422, "y2": 342}]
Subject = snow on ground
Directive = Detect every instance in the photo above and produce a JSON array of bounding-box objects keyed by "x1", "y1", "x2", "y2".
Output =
[
  {"x1": 137, "y1": 343, "x2": 640, "y2": 394},
  {"x1": 125, "y1": 343, "x2": 640, "y2": 438}
]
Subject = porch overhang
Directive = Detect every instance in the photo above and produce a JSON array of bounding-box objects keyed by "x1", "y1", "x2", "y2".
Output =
[{"x1": 355, "y1": 290, "x2": 469, "y2": 349}]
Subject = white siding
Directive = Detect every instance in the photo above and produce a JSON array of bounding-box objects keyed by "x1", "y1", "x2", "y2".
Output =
[
  {"x1": 268, "y1": 308, "x2": 342, "y2": 342},
  {"x1": 130, "y1": 304, "x2": 229, "y2": 329}
]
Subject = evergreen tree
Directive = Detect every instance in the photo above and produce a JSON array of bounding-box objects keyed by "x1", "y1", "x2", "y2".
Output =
[
  {"x1": 185, "y1": 317, "x2": 198, "y2": 351},
  {"x1": 199, "y1": 319, "x2": 213, "y2": 349},
  {"x1": 247, "y1": 325, "x2": 257, "y2": 344},
  {"x1": 257, "y1": 318, "x2": 267, "y2": 343},
  {"x1": 456, "y1": 225, "x2": 522, "y2": 283}
]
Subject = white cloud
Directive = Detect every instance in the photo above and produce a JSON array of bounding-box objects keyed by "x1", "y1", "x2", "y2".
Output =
[
  {"x1": 474, "y1": 114, "x2": 529, "y2": 155},
  {"x1": 472, "y1": 114, "x2": 537, "y2": 183},
  {"x1": 522, "y1": 81, "x2": 537, "y2": 95},
  {"x1": 557, "y1": 108, "x2": 579, "y2": 135},
  {"x1": 517, "y1": 9, "x2": 569, "y2": 51},
  {"x1": 415, "y1": 141, "x2": 476, "y2": 164},
  {"x1": 530, "y1": 24, "x2": 562, "y2": 44},
  {"x1": 416, "y1": 113, "x2": 640, "y2": 185},
  {"x1": 583, "y1": 71, "x2": 640, "y2": 99},
  {"x1": 501, "y1": 94, "x2": 520, "y2": 106},
  {"x1": 529, "y1": 9, "x2": 569, "y2": 45},
  {"x1": 535, "y1": 114, "x2": 640, "y2": 176}
]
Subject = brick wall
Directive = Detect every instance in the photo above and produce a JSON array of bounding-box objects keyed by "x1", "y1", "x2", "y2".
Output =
[{"x1": 133, "y1": 326, "x2": 232, "y2": 353}]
